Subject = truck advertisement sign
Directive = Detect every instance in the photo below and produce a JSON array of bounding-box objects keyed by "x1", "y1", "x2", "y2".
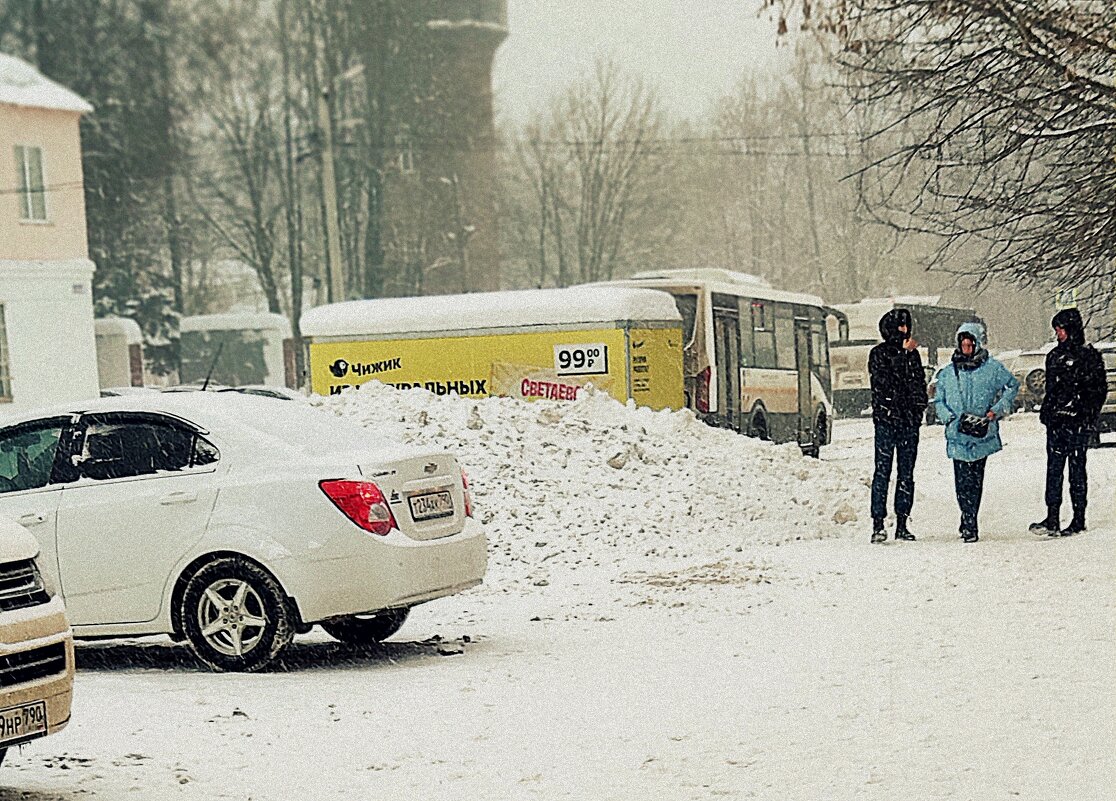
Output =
[{"x1": 308, "y1": 326, "x2": 683, "y2": 411}]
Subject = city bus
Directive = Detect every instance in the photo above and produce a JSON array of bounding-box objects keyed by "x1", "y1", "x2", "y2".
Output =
[
  {"x1": 827, "y1": 298, "x2": 981, "y2": 419},
  {"x1": 606, "y1": 269, "x2": 847, "y2": 456}
]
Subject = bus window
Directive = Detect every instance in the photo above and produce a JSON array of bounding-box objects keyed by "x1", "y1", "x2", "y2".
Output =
[
  {"x1": 810, "y1": 320, "x2": 830, "y2": 389},
  {"x1": 751, "y1": 302, "x2": 776, "y2": 368},
  {"x1": 671, "y1": 293, "x2": 698, "y2": 349},
  {"x1": 774, "y1": 305, "x2": 795, "y2": 369},
  {"x1": 737, "y1": 298, "x2": 755, "y2": 366}
]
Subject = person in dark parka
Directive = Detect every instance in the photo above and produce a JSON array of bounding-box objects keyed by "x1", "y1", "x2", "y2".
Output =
[
  {"x1": 868, "y1": 308, "x2": 928, "y2": 543},
  {"x1": 1029, "y1": 308, "x2": 1108, "y2": 536}
]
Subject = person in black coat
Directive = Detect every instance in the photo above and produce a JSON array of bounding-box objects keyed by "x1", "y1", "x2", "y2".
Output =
[
  {"x1": 868, "y1": 308, "x2": 929, "y2": 543},
  {"x1": 1029, "y1": 308, "x2": 1108, "y2": 536}
]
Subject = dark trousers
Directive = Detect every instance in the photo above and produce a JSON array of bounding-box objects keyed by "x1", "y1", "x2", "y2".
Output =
[
  {"x1": 953, "y1": 458, "x2": 987, "y2": 533},
  {"x1": 871, "y1": 422, "x2": 919, "y2": 520},
  {"x1": 1045, "y1": 427, "x2": 1089, "y2": 515}
]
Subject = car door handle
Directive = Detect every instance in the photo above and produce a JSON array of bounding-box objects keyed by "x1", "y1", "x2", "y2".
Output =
[
  {"x1": 17, "y1": 512, "x2": 48, "y2": 527},
  {"x1": 160, "y1": 491, "x2": 198, "y2": 505}
]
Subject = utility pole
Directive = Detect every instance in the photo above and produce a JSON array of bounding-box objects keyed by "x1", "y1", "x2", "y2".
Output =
[{"x1": 318, "y1": 88, "x2": 344, "y2": 303}]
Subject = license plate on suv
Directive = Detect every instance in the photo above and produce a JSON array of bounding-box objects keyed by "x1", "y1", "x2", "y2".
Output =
[
  {"x1": 408, "y1": 490, "x2": 454, "y2": 522},
  {"x1": 0, "y1": 701, "x2": 47, "y2": 746}
]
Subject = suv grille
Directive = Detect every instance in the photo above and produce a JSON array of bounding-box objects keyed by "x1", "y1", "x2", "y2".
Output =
[
  {"x1": 0, "y1": 559, "x2": 51, "y2": 612},
  {"x1": 0, "y1": 643, "x2": 67, "y2": 687}
]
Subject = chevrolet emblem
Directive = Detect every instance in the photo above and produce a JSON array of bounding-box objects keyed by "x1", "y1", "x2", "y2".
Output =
[{"x1": 424, "y1": 462, "x2": 438, "y2": 475}]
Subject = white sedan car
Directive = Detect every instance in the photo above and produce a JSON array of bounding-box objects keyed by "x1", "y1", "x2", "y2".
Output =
[{"x1": 0, "y1": 393, "x2": 487, "y2": 672}]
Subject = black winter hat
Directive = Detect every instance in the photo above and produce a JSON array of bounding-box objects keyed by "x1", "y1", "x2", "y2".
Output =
[
  {"x1": 878, "y1": 308, "x2": 912, "y2": 343},
  {"x1": 1051, "y1": 307, "x2": 1085, "y2": 346}
]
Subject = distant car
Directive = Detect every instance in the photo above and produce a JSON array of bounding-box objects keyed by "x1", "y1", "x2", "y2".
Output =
[
  {"x1": 218, "y1": 385, "x2": 305, "y2": 401},
  {"x1": 999, "y1": 346, "x2": 1053, "y2": 412},
  {"x1": 0, "y1": 393, "x2": 486, "y2": 672},
  {"x1": 99, "y1": 386, "x2": 159, "y2": 398},
  {"x1": 0, "y1": 517, "x2": 73, "y2": 766},
  {"x1": 1097, "y1": 342, "x2": 1116, "y2": 435}
]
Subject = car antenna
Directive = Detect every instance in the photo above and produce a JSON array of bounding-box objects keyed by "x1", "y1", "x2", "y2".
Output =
[{"x1": 201, "y1": 341, "x2": 225, "y2": 391}]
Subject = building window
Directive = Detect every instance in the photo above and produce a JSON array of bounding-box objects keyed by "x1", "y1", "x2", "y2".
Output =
[
  {"x1": 396, "y1": 139, "x2": 415, "y2": 175},
  {"x1": 14, "y1": 145, "x2": 47, "y2": 221},
  {"x1": 0, "y1": 305, "x2": 12, "y2": 402}
]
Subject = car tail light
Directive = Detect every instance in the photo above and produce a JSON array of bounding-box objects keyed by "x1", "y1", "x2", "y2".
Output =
[
  {"x1": 461, "y1": 469, "x2": 474, "y2": 518},
  {"x1": 319, "y1": 480, "x2": 397, "y2": 536},
  {"x1": 695, "y1": 366, "x2": 712, "y2": 413}
]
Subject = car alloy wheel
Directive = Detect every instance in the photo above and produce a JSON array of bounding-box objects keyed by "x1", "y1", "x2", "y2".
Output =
[
  {"x1": 180, "y1": 557, "x2": 294, "y2": 672},
  {"x1": 196, "y1": 578, "x2": 268, "y2": 657}
]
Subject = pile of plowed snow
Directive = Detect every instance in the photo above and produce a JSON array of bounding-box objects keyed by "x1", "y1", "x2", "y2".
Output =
[{"x1": 313, "y1": 382, "x2": 863, "y2": 592}]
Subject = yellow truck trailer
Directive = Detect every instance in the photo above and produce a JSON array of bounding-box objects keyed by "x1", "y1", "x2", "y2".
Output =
[{"x1": 299, "y1": 286, "x2": 685, "y2": 410}]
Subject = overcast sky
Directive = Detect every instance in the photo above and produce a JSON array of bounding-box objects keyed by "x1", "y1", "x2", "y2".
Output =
[{"x1": 492, "y1": 0, "x2": 786, "y2": 127}]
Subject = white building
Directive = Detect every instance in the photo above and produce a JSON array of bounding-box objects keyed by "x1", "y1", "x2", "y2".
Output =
[{"x1": 0, "y1": 53, "x2": 99, "y2": 413}]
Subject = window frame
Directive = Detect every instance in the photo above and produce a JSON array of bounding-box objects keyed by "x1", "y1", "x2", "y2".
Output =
[
  {"x1": 0, "y1": 304, "x2": 13, "y2": 403},
  {"x1": 14, "y1": 144, "x2": 48, "y2": 223},
  {"x1": 72, "y1": 412, "x2": 221, "y2": 484}
]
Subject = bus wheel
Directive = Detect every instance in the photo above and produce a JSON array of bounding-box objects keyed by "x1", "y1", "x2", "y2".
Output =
[
  {"x1": 801, "y1": 410, "x2": 826, "y2": 459},
  {"x1": 748, "y1": 410, "x2": 769, "y2": 441}
]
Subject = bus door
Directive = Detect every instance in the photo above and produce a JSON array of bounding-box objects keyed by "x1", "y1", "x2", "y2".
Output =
[
  {"x1": 712, "y1": 297, "x2": 741, "y2": 430},
  {"x1": 794, "y1": 316, "x2": 814, "y2": 449}
]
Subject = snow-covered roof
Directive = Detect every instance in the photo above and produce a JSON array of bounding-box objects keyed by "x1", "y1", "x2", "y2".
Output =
[
  {"x1": 180, "y1": 313, "x2": 292, "y2": 337},
  {"x1": 300, "y1": 287, "x2": 681, "y2": 339},
  {"x1": 605, "y1": 269, "x2": 827, "y2": 309},
  {"x1": 841, "y1": 296, "x2": 943, "y2": 309},
  {"x1": 94, "y1": 317, "x2": 143, "y2": 344},
  {"x1": 0, "y1": 53, "x2": 93, "y2": 113}
]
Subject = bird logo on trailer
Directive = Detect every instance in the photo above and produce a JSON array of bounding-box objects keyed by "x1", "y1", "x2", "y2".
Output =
[{"x1": 329, "y1": 359, "x2": 350, "y2": 378}]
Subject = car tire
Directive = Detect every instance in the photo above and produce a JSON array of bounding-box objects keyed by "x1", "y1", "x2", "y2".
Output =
[
  {"x1": 180, "y1": 557, "x2": 294, "y2": 673},
  {"x1": 1025, "y1": 368, "x2": 1046, "y2": 396},
  {"x1": 322, "y1": 608, "x2": 411, "y2": 646}
]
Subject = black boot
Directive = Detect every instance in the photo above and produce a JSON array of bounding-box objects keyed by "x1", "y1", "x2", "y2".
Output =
[
  {"x1": 1029, "y1": 507, "x2": 1060, "y2": 535},
  {"x1": 961, "y1": 529, "x2": 979, "y2": 543},
  {"x1": 894, "y1": 515, "x2": 916, "y2": 541},
  {"x1": 1059, "y1": 513, "x2": 1086, "y2": 536},
  {"x1": 871, "y1": 517, "x2": 886, "y2": 544}
]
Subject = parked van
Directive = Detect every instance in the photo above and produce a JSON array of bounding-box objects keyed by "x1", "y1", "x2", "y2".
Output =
[
  {"x1": 94, "y1": 317, "x2": 144, "y2": 391},
  {"x1": 300, "y1": 286, "x2": 684, "y2": 410},
  {"x1": 0, "y1": 517, "x2": 74, "y2": 766},
  {"x1": 179, "y1": 313, "x2": 296, "y2": 389}
]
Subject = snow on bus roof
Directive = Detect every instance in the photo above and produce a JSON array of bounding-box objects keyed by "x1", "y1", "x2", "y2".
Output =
[
  {"x1": 94, "y1": 317, "x2": 143, "y2": 344},
  {"x1": 180, "y1": 313, "x2": 292, "y2": 336},
  {"x1": 299, "y1": 286, "x2": 681, "y2": 338},
  {"x1": 606, "y1": 268, "x2": 827, "y2": 308},
  {"x1": 838, "y1": 296, "x2": 943, "y2": 309},
  {"x1": 0, "y1": 53, "x2": 93, "y2": 113}
]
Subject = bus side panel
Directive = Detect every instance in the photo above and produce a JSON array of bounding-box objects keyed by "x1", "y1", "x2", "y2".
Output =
[
  {"x1": 308, "y1": 329, "x2": 629, "y2": 402},
  {"x1": 627, "y1": 327, "x2": 685, "y2": 411}
]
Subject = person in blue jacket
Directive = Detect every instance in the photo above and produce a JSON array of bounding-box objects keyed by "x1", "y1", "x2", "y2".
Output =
[{"x1": 933, "y1": 321, "x2": 1019, "y2": 542}]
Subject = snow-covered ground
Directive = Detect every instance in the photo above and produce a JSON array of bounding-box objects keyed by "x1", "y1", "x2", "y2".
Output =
[{"x1": 2, "y1": 385, "x2": 1112, "y2": 800}]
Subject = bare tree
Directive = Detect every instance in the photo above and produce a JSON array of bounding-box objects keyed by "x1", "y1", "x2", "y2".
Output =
[
  {"x1": 828, "y1": 1, "x2": 1116, "y2": 328},
  {"x1": 516, "y1": 60, "x2": 663, "y2": 285}
]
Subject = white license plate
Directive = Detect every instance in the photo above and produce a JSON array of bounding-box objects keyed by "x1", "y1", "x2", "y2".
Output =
[
  {"x1": 0, "y1": 701, "x2": 47, "y2": 745},
  {"x1": 408, "y1": 490, "x2": 454, "y2": 521}
]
